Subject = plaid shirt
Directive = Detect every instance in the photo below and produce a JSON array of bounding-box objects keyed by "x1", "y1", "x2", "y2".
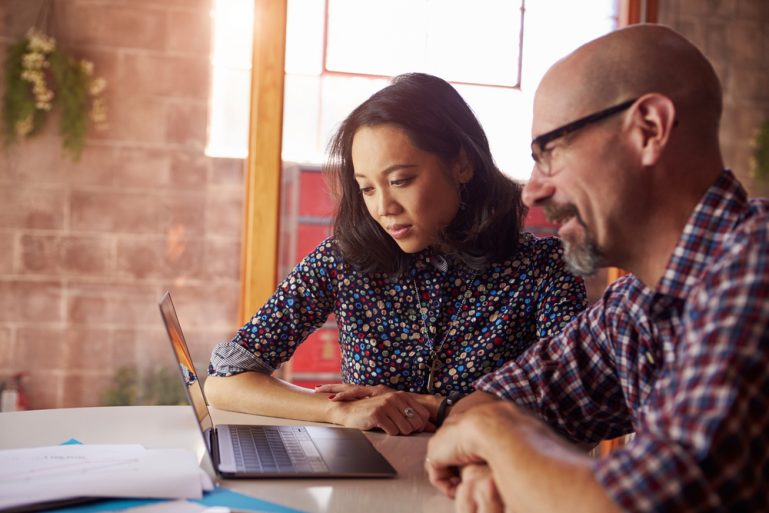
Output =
[{"x1": 475, "y1": 170, "x2": 769, "y2": 512}]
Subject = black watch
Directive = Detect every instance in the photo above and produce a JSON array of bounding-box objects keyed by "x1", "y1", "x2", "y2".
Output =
[{"x1": 435, "y1": 391, "x2": 463, "y2": 428}]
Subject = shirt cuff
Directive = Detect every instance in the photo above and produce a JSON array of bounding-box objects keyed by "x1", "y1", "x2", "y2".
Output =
[
  {"x1": 473, "y1": 368, "x2": 513, "y2": 399},
  {"x1": 208, "y1": 340, "x2": 275, "y2": 376}
]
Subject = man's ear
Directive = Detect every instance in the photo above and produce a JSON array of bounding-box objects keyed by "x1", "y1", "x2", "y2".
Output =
[
  {"x1": 454, "y1": 149, "x2": 474, "y2": 184},
  {"x1": 630, "y1": 93, "x2": 676, "y2": 167}
]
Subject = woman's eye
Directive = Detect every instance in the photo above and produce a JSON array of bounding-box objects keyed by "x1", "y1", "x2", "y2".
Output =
[
  {"x1": 390, "y1": 177, "x2": 414, "y2": 187},
  {"x1": 359, "y1": 186, "x2": 374, "y2": 196}
]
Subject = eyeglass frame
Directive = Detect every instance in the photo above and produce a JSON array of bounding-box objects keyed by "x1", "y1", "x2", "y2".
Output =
[{"x1": 530, "y1": 98, "x2": 639, "y2": 176}]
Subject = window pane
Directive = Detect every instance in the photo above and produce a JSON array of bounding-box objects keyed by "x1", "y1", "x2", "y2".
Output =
[
  {"x1": 426, "y1": 0, "x2": 521, "y2": 86},
  {"x1": 285, "y1": 0, "x2": 325, "y2": 75},
  {"x1": 454, "y1": 83, "x2": 530, "y2": 179},
  {"x1": 207, "y1": 0, "x2": 253, "y2": 158},
  {"x1": 326, "y1": 0, "x2": 522, "y2": 86},
  {"x1": 318, "y1": 74, "x2": 390, "y2": 147},
  {"x1": 207, "y1": 66, "x2": 251, "y2": 158},
  {"x1": 326, "y1": 0, "x2": 428, "y2": 77},
  {"x1": 210, "y1": 0, "x2": 253, "y2": 68},
  {"x1": 282, "y1": 74, "x2": 323, "y2": 163}
]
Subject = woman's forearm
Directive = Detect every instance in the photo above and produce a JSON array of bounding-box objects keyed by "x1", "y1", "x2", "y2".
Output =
[{"x1": 204, "y1": 372, "x2": 338, "y2": 423}]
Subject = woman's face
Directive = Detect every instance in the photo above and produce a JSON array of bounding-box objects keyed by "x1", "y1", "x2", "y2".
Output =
[{"x1": 351, "y1": 124, "x2": 473, "y2": 254}]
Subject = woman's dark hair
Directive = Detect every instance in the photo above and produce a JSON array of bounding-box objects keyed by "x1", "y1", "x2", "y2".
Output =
[{"x1": 325, "y1": 72, "x2": 527, "y2": 275}]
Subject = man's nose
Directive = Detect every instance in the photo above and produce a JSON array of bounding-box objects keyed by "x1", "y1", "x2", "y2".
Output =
[{"x1": 522, "y1": 166, "x2": 556, "y2": 207}]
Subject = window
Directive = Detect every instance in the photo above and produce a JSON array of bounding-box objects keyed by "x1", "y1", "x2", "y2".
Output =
[
  {"x1": 206, "y1": 0, "x2": 254, "y2": 158},
  {"x1": 208, "y1": 0, "x2": 620, "y2": 181},
  {"x1": 282, "y1": 0, "x2": 618, "y2": 181}
]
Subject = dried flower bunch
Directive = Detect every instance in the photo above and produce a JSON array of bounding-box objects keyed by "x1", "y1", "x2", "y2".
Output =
[{"x1": 2, "y1": 28, "x2": 108, "y2": 160}]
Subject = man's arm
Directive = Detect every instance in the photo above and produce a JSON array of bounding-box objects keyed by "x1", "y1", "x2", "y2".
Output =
[
  {"x1": 427, "y1": 401, "x2": 620, "y2": 513},
  {"x1": 446, "y1": 389, "x2": 498, "y2": 417}
]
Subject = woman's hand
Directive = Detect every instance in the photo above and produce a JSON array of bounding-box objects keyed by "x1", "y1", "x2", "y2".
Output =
[
  {"x1": 315, "y1": 383, "x2": 394, "y2": 401},
  {"x1": 317, "y1": 384, "x2": 436, "y2": 435}
]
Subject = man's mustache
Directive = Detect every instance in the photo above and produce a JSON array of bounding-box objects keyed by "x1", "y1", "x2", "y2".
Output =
[{"x1": 543, "y1": 202, "x2": 583, "y2": 226}]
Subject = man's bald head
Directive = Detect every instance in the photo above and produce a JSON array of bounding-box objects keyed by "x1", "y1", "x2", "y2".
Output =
[{"x1": 537, "y1": 24, "x2": 722, "y2": 142}]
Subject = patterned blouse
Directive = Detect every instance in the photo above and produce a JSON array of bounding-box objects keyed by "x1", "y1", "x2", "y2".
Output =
[{"x1": 209, "y1": 232, "x2": 587, "y2": 396}]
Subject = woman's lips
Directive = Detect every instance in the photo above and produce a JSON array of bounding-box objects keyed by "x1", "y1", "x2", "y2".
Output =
[{"x1": 387, "y1": 224, "x2": 412, "y2": 239}]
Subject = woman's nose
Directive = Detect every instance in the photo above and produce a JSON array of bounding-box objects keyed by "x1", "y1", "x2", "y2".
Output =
[{"x1": 375, "y1": 190, "x2": 398, "y2": 216}]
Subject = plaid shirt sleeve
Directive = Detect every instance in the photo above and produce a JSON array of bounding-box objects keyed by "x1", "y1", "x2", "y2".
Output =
[
  {"x1": 474, "y1": 277, "x2": 636, "y2": 446},
  {"x1": 595, "y1": 218, "x2": 769, "y2": 512}
]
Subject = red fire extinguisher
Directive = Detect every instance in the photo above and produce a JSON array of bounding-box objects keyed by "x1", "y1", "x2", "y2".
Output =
[{"x1": 1, "y1": 372, "x2": 28, "y2": 411}]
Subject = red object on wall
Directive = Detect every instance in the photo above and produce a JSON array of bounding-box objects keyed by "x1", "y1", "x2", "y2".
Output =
[
  {"x1": 296, "y1": 224, "x2": 333, "y2": 261},
  {"x1": 281, "y1": 164, "x2": 342, "y2": 387},
  {"x1": 523, "y1": 205, "x2": 558, "y2": 237},
  {"x1": 298, "y1": 171, "x2": 335, "y2": 217},
  {"x1": 291, "y1": 328, "x2": 341, "y2": 373}
]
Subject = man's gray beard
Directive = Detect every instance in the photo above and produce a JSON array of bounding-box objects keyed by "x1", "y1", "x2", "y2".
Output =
[{"x1": 562, "y1": 237, "x2": 605, "y2": 277}]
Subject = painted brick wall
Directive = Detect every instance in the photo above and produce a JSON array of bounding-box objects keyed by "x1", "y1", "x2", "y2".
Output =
[
  {"x1": 3, "y1": 0, "x2": 767, "y2": 409},
  {"x1": 659, "y1": 0, "x2": 769, "y2": 197},
  {"x1": 0, "y1": 0, "x2": 244, "y2": 408}
]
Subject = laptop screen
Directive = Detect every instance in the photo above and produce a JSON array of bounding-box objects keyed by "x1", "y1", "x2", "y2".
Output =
[{"x1": 159, "y1": 292, "x2": 214, "y2": 434}]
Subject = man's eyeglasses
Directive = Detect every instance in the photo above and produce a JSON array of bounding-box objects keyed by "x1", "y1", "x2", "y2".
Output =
[{"x1": 530, "y1": 98, "x2": 639, "y2": 176}]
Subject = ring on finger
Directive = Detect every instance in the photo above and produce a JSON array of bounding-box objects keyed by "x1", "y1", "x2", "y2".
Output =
[{"x1": 403, "y1": 407, "x2": 415, "y2": 418}]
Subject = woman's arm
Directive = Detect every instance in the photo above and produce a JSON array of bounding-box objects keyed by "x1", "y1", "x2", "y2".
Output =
[
  {"x1": 206, "y1": 372, "x2": 434, "y2": 435},
  {"x1": 315, "y1": 383, "x2": 443, "y2": 427}
]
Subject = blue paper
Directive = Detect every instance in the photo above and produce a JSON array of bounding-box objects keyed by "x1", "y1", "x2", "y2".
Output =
[
  {"x1": 193, "y1": 487, "x2": 307, "y2": 513},
  {"x1": 46, "y1": 487, "x2": 306, "y2": 513}
]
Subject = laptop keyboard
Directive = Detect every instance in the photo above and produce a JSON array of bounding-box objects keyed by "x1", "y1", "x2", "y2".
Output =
[{"x1": 230, "y1": 425, "x2": 329, "y2": 473}]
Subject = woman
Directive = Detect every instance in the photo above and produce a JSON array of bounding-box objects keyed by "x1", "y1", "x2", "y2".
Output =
[{"x1": 205, "y1": 73, "x2": 586, "y2": 435}]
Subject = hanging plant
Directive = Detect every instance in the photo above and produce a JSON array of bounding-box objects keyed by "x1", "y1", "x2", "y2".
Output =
[
  {"x1": 2, "y1": 28, "x2": 108, "y2": 160},
  {"x1": 753, "y1": 120, "x2": 769, "y2": 183}
]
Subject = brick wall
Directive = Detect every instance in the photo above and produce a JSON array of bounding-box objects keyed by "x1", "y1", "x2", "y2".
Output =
[
  {"x1": 2, "y1": 0, "x2": 768, "y2": 409},
  {"x1": 0, "y1": 0, "x2": 244, "y2": 408},
  {"x1": 659, "y1": 0, "x2": 769, "y2": 197}
]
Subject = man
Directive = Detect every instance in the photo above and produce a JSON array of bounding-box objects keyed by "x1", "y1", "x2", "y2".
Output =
[{"x1": 426, "y1": 24, "x2": 769, "y2": 513}]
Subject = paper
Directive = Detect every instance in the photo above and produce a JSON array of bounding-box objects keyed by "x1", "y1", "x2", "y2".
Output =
[
  {"x1": 42, "y1": 487, "x2": 309, "y2": 513},
  {"x1": 0, "y1": 445, "x2": 207, "y2": 509}
]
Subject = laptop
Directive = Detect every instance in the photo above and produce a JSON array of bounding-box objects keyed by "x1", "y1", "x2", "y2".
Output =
[{"x1": 158, "y1": 291, "x2": 396, "y2": 479}]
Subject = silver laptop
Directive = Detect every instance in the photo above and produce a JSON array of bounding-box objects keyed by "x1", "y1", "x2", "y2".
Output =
[{"x1": 159, "y1": 291, "x2": 396, "y2": 478}]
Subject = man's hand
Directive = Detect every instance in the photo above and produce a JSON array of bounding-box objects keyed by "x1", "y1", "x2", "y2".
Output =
[
  {"x1": 455, "y1": 464, "x2": 504, "y2": 513},
  {"x1": 426, "y1": 401, "x2": 619, "y2": 513},
  {"x1": 425, "y1": 407, "x2": 491, "y2": 496}
]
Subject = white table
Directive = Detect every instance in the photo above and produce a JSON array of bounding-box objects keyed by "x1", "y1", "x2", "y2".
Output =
[{"x1": 0, "y1": 406, "x2": 453, "y2": 513}]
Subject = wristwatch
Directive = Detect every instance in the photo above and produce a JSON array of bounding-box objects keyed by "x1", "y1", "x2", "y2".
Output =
[{"x1": 435, "y1": 391, "x2": 463, "y2": 428}]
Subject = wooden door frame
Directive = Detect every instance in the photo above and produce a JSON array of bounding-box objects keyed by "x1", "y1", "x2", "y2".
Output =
[{"x1": 239, "y1": 0, "x2": 287, "y2": 324}]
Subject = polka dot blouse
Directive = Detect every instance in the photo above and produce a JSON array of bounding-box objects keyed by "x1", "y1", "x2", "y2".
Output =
[{"x1": 209, "y1": 233, "x2": 587, "y2": 396}]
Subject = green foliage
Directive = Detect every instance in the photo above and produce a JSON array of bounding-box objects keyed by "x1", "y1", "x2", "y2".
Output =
[
  {"x1": 754, "y1": 120, "x2": 769, "y2": 183},
  {"x1": 1, "y1": 31, "x2": 106, "y2": 161},
  {"x1": 104, "y1": 366, "x2": 188, "y2": 407},
  {"x1": 2, "y1": 39, "x2": 46, "y2": 142},
  {"x1": 49, "y1": 49, "x2": 89, "y2": 159}
]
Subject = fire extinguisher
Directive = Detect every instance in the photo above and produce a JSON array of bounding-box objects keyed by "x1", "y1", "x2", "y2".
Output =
[{"x1": 0, "y1": 372, "x2": 28, "y2": 411}]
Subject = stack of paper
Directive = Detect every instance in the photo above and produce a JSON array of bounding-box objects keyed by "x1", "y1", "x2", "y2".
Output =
[{"x1": 0, "y1": 444, "x2": 213, "y2": 510}]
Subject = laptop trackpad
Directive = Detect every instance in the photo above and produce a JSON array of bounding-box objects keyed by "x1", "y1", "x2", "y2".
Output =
[{"x1": 309, "y1": 432, "x2": 394, "y2": 476}]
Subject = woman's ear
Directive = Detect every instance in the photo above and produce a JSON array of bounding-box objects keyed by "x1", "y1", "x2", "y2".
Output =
[
  {"x1": 631, "y1": 93, "x2": 677, "y2": 167},
  {"x1": 453, "y1": 149, "x2": 474, "y2": 184}
]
